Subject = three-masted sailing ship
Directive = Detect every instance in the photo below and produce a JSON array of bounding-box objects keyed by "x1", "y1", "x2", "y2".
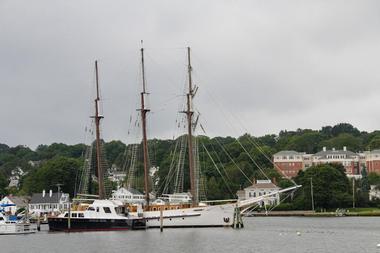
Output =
[
  {"x1": 126, "y1": 47, "x2": 301, "y2": 228},
  {"x1": 48, "y1": 61, "x2": 146, "y2": 231}
]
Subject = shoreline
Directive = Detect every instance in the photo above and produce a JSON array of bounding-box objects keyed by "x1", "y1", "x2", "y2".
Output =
[{"x1": 245, "y1": 210, "x2": 380, "y2": 217}]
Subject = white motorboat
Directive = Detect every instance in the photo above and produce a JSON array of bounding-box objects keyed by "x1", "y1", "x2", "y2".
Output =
[{"x1": 0, "y1": 204, "x2": 36, "y2": 235}]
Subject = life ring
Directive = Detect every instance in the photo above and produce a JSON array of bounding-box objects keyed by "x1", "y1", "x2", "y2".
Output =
[{"x1": 223, "y1": 217, "x2": 230, "y2": 223}]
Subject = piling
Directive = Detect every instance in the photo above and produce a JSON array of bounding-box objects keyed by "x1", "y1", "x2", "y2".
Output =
[
  {"x1": 67, "y1": 204, "x2": 71, "y2": 231},
  {"x1": 160, "y1": 206, "x2": 164, "y2": 232},
  {"x1": 37, "y1": 214, "x2": 41, "y2": 231},
  {"x1": 233, "y1": 204, "x2": 244, "y2": 229}
]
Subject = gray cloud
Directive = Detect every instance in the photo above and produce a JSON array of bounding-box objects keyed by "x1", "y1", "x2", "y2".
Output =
[{"x1": 1, "y1": 0, "x2": 380, "y2": 148}]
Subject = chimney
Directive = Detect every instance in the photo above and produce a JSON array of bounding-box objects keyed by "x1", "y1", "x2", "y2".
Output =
[
  {"x1": 252, "y1": 177, "x2": 256, "y2": 185},
  {"x1": 272, "y1": 177, "x2": 277, "y2": 185},
  {"x1": 343, "y1": 146, "x2": 347, "y2": 151},
  {"x1": 42, "y1": 190, "x2": 46, "y2": 198},
  {"x1": 323, "y1": 147, "x2": 326, "y2": 152},
  {"x1": 49, "y1": 189, "x2": 53, "y2": 197}
]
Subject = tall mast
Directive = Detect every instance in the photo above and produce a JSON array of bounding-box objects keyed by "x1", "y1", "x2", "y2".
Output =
[
  {"x1": 140, "y1": 47, "x2": 150, "y2": 207},
  {"x1": 186, "y1": 47, "x2": 197, "y2": 207},
  {"x1": 94, "y1": 61, "x2": 105, "y2": 199}
]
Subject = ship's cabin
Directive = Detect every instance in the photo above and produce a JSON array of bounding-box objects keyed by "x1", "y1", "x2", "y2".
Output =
[{"x1": 62, "y1": 200, "x2": 129, "y2": 218}]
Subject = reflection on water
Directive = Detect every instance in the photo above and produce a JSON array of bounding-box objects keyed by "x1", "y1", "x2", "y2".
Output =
[{"x1": 1, "y1": 217, "x2": 380, "y2": 253}]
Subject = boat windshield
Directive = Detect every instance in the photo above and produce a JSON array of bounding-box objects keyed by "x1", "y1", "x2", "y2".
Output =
[{"x1": 115, "y1": 206, "x2": 127, "y2": 216}]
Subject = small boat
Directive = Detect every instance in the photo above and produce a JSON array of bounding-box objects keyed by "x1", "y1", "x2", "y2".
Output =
[
  {"x1": 0, "y1": 204, "x2": 37, "y2": 235},
  {"x1": 48, "y1": 199, "x2": 146, "y2": 232}
]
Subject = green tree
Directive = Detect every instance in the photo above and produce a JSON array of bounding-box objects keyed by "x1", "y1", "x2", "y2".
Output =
[
  {"x1": 331, "y1": 123, "x2": 360, "y2": 137},
  {"x1": 367, "y1": 135, "x2": 380, "y2": 150},
  {"x1": 368, "y1": 172, "x2": 380, "y2": 185},
  {"x1": 360, "y1": 166, "x2": 370, "y2": 193},
  {"x1": 21, "y1": 156, "x2": 81, "y2": 196},
  {"x1": 285, "y1": 131, "x2": 324, "y2": 153},
  {"x1": 320, "y1": 133, "x2": 362, "y2": 152},
  {"x1": 294, "y1": 164, "x2": 351, "y2": 210},
  {"x1": 0, "y1": 172, "x2": 8, "y2": 197}
]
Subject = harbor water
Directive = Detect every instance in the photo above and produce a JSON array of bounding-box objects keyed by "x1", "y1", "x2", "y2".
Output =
[{"x1": 1, "y1": 217, "x2": 379, "y2": 253}]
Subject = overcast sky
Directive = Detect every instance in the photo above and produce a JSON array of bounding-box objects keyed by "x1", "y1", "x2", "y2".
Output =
[{"x1": 1, "y1": 0, "x2": 380, "y2": 149}]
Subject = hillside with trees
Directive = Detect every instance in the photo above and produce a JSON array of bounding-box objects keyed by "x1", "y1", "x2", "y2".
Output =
[{"x1": 1, "y1": 123, "x2": 380, "y2": 210}]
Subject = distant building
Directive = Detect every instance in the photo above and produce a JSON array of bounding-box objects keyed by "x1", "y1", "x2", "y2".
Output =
[
  {"x1": 7, "y1": 167, "x2": 26, "y2": 189},
  {"x1": 28, "y1": 160, "x2": 41, "y2": 167},
  {"x1": 274, "y1": 146, "x2": 367, "y2": 177},
  {"x1": 108, "y1": 171, "x2": 127, "y2": 188},
  {"x1": 237, "y1": 180, "x2": 280, "y2": 206},
  {"x1": 29, "y1": 190, "x2": 70, "y2": 215},
  {"x1": 149, "y1": 166, "x2": 159, "y2": 177},
  {"x1": 313, "y1": 147, "x2": 360, "y2": 175},
  {"x1": 0, "y1": 195, "x2": 29, "y2": 215},
  {"x1": 369, "y1": 185, "x2": 380, "y2": 201},
  {"x1": 110, "y1": 187, "x2": 145, "y2": 204},
  {"x1": 364, "y1": 150, "x2": 380, "y2": 174},
  {"x1": 273, "y1": 151, "x2": 307, "y2": 178},
  {"x1": 8, "y1": 179, "x2": 20, "y2": 188}
]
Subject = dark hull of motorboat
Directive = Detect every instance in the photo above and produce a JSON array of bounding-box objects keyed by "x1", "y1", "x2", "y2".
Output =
[{"x1": 48, "y1": 217, "x2": 146, "y2": 232}]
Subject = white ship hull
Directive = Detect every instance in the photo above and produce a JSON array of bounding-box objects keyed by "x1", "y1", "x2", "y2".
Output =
[
  {"x1": 139, "y1": 203, "x2": 235, "y2": 228},
  {"x1": 0, "y1": 223, "x2": 36, "y2": 235}
]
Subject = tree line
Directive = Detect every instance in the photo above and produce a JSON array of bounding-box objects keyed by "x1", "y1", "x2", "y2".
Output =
[{"x1": 0, "y1": 123, "x2": 380, "y2": 209}]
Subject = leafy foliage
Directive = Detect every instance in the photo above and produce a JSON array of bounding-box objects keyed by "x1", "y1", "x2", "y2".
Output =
[
  {"x1": 0, "y1": 122, "x2": 379, "y2": 209},
  {"x1": 293, "y1": 164, "x2": 351, "y2": 210},
  {"x1": 20, "y1": 156, "x2": 81, "y2": 196}
]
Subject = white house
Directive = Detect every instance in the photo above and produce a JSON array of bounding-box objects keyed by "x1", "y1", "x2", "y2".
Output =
[
  {"x1": 111, "y1": 187, "x2": 145, "y2": 204},
  {"x1": 238, "y1": 180, "x2": 280, "y2": 206},
  {"x1": 0, "y1": 195, "x2": 29, "y2": 215},
  {"x1": 29, "y1": 190, "x2": 70, "y2": 216},
  {"x1": 108, "y1": 171, "x2": 127, "y2": 188},
  {"x1": 7, "y1": 167, "x2": 26, "y2": 189},
  {"x1": 369, "y1": 185, "x2": 380, "y2": 201}
]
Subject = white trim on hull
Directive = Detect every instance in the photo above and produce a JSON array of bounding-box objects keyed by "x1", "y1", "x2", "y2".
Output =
[{"x1": 135, "y1": 203, "x2": 235, "y2": 228}]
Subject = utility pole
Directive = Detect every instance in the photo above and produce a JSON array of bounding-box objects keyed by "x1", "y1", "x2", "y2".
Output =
[
  {"x1": 310, "y1": 177, "x2": 315, "y2": 211},
  {"x1": 352, "y1": 178, "x2": 355, "y2": 209}
]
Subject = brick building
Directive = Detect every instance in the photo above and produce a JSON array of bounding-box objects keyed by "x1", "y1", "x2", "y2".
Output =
[
  {"x1": 273, "y1": 151, "x2": 306, "y2": 178},
  {"x1": 365, "y1": 149, "x2": 380, "y2": 174},
  {"x1": 313, "y1": 147, "x2": 360, "y2": 175},
  {"x1": 273, "y1": 146, "x2": 367, "y2": 178}
]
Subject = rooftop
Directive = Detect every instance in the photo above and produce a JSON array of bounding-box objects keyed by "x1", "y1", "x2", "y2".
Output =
[
  {"x1": 30, "y1": 192, "x2": 69, "y2": 204},
  {"x1": 314, "y1": 149, "x2": 357, "y2": 158},
  {"x1": 274, "y1": 150, "x2": 304, "y2": 156}
]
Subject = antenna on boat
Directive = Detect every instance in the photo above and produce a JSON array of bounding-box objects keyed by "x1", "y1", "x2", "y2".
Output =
[
  {"x1": 186, "y1": 47, "x2": 197, "y2": 207},
  {"x1": 140, "y1": 42, "x2": 151, "y2": 208},
  {"x1": 94, "y1": 60, "x2": 105, "y2": 200}
]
